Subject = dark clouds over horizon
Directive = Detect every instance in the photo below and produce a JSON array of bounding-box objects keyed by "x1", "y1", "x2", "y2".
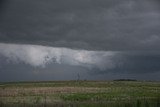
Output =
[
  {"x1": 0, "y1": 43, "x2": 160, "y2": 82},
  {"x1": 0, "y1": 0, "x2": 160, "y2": 81},
  {"x1": 0, "y1": 0, "x2": 160, "y2": 50}
]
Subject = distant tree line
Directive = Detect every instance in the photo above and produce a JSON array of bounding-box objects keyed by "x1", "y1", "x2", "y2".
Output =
[{"x1": 113, "y1": 79, "x2": 137, "y2": 81}]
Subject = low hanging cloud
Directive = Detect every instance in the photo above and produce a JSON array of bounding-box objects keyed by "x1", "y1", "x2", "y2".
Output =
[
  {"x1": 0, "y1": 0, "x2": 160, "y2": 51},
  {"x1": 1, "y1": 43, "x2": 160, "y2": 75},
  {"x1": 0, "y1": 43, "x2": 117, "y2": 70}
]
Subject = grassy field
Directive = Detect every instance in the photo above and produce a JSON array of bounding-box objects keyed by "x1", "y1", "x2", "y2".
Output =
[{"x1": 0, "y1": 81, "x2": 160, "y2": 107}]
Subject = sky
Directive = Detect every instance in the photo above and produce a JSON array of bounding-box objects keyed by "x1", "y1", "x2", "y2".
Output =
[{"x1": 0, "y1": 0, "x2": 160, "y2": 82}]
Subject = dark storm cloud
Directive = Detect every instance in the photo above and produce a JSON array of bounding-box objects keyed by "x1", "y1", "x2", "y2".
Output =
[
  {"x1": 0, "y1": 0, "x2": 160, "y2": 50},
  {"x1": 0, "y1": 0, "x2": 160, "y2": 81},
  {"x1": 1, "y1": 45, "x2": 160, "y2": 82},
  {"x1": 0, "y1": 58, "x2": 89, "y2": 82},
  {"x1": 0, "y1": 43, "x2": 160, "y2": 82},
  {"x1": 91, "y1": 51, "x2": 160, "y2": 75},
  {"x1": 0, "y1": 43, "x2": 117, "y2": 70}
]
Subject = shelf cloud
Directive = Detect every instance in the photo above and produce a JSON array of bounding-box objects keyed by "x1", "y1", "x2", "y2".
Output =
[
  {"x1": 1, "y1": 43, "x2": 160, "y2": 74},
  {"x1": 0, "y1": 43, "x2": 117, "y2": 70},
  {"x1": 0, "y1": 43, "x2": 160, "y2": 81},
  {"x1": 0, "y1": 0, "x2": 160, "y2": 81},
  {"x1": 0, "y1": 0, "x2": 160, "y2": 51}
]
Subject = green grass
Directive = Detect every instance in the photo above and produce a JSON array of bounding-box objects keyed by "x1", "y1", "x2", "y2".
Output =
[{"x1": 0, "y1": 81, "x2": 160, "y2": 107}]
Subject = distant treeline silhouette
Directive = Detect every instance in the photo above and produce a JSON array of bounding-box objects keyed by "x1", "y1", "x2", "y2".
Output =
[{"x1": 114, "y1": 79, "x2": 137, "y2": 81}]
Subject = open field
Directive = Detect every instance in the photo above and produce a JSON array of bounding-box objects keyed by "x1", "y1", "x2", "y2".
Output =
[{"x1": 0, "y1": 81, "x2": 160, "y2": 107}]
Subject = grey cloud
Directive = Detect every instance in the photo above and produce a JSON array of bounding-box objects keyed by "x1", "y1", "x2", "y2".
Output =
[
  {"x1": 1, "y1": 43, "x2": 160, "y2": 74},
  {"x1": 0, "y1": 43, "x2": 117, "y2": 70},
  {"x1": 0, "y1": 0, "x2": 160, "y2": 50},
  {"x1": 91, "y1": 51, "x2": 160, "y2": 75},
  {"x1": 0, "y1": 43, "x2": 160, "y2": 81},
  {"x1": 0, "y1": 60, "x2": 89, "y2": 82},
  {"x1": 0, "y1": 0, "x2": 160, "y2": 81}
]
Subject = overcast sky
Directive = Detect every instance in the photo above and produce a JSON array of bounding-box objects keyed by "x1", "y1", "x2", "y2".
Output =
[{"x1": 0, "y1": 0, "x2": 160, "y2": 82}]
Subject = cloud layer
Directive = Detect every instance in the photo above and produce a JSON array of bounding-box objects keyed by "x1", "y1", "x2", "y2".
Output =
[
  {"x1": 0, "y1": 0, "x2": 160, "y2": 81},
  {"x1": 0, "y1": 43, "x2": 160, "y2": 81},
  {"x1": 0, "y1": 43, "x2": 117, "y2": 70},
  {"x1": 1, "y1": 43, "x2": 160, "y2": 73},
  {"x1": 0, "y1": 0, "x2": 160, "y2": 50}
]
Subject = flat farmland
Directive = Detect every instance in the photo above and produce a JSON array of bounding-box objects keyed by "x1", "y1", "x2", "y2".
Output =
[{"x1": 0, "y1": 81, "x2": 160, "y2": 107}]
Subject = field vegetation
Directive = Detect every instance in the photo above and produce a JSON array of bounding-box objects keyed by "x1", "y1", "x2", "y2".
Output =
[{"x1": 0, "y1": 81, "x2": 160, "y2": 107}]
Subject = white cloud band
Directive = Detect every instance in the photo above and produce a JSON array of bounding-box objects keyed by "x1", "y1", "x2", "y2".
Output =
[{"x1": 0, "y1": 43, "x2": 118, "y2": 70}]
